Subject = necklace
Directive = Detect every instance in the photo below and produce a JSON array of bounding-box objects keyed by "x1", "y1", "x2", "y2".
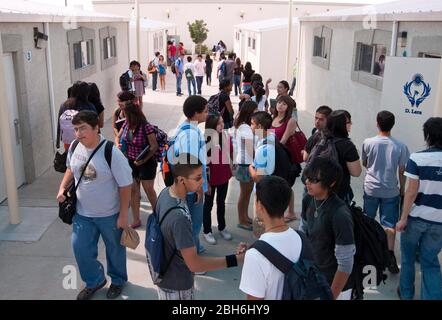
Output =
[
  {"x1": 265, "y1": 224, "x2": 288, "y2": 233},
  {"x1": 314, "y1": 197, "x2": 330, "y2": 218}
]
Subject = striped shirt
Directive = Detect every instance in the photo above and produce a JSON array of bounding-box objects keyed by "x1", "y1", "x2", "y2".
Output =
[
  {"x1": 122, "y1": 121, "x2": 155, "y2": 161},
  {"x1": 405, "y1": 147, "x2": 442, "y2": 224}
]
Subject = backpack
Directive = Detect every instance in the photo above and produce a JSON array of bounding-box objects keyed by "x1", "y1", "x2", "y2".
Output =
[
  {"x1": 273, "y1": 141, "x2": 301, "y2": 187},
  {"x1": 70, "y1": 139, "x2": 113, "y2": 169},
  {"x1": 251, "y1": 230, "x2": 334, "y2": 300},
  {"x1": 160, "y1": 124, "x2": 199, "y2": 187},
  {"x1": 306, "y1": 131, "x2": 342, "y2": 167},
  {"x1": 220, "y1": 61, "x2": 227, "y2": 77},
  {"x1": 139, "y1": 122, "x2": 169, "y2": 162},
  {"x1": 348, "y1": 202, "x2": 390, "y2": 300},
  {"x1": 59, "y1": 109, "x2": 79, "y2": 145},
  {"x1": 185, "y1": 68, "x2": 194, "y2": 80},
  {"x1": 207, "y1": 92, "x2": 222, "y2": 115},
  {"x1": 172, "y1": 59, "x2": 180, "y2": 74},
  {"x1": 145, "y1": 204, "x2": 186, "y2": 285},
  {"x1": 119, "y1": 71, "x2": 131, "y2": 91}
]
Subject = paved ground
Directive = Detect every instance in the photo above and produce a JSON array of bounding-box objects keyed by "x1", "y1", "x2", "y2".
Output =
[{"x1": 0, "y1": 65, "x2": 435, "y2": 300}]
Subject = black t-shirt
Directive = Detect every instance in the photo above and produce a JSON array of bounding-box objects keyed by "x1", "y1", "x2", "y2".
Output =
[
  {"x1": 242, "y1": 69, "x2": 254, "y2": 83},
  {"x1": 301, "y1": 194, "x2": 355, "y2": 290},
  {"x1": 219, "y1": 91, "x2": 232, "y2": 124},
  {"x1": 92, "y1": 102, "x2": 105, "y2": 115},
  {"x1": 205, "y1": 59, "x2": 213, "y2": 71},
  {"x1": 304, "y1": 133, "x2": 359, "y2": 198},
  {"x1": 234, "y1": 64, "x2": 243, "y2": 75}
]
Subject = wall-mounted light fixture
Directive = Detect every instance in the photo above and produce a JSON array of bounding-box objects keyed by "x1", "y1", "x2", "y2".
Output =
[
  {"x1": 166, "y1": 9, "x2": 170, "y2": 19},
  {"x1": 33, "y1": 27, "x2": 48, "y2": 49},
  {"x1": 240, "y1": 10, "x2": 245, "y2": 19}
]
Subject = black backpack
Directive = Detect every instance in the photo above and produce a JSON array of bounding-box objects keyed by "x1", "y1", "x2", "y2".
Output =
[
  {"x1": 273, "y1": 141, "x2": 301, "y2": 187},
  {"x1": 306, "y1": 131, "x2": 342, "y2": 167},
  {"x1": 119, "y1": 71, "x2": 131, "y2": 91},
  {"x1": 251, "y1": 230, "x2": 334, "y2": 300},
  {"x1": 349, "y1": 202, "x2": 390, "y2": 300}
]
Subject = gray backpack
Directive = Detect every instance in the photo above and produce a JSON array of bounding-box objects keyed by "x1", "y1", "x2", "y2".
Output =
[{"x1": 306, "y1": 132, "x2": 342, "y2": 167}]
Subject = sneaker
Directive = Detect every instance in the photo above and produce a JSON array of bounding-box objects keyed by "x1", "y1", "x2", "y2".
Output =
[
  {"x1": 106, "y1": 284, "x2": 123, "y2": 299},
  {"x1": 198, "y1": 244, "x2": 206, "y2": 254},
  {"x1": 388, "y1": 251, "x2": 400, "y2": 274},
  {"x1": 219, "y1": 229, "x2": 232, "y2": 241},
  {"x1": 203, "y1": 232, "x2": 217, "y2": 245},
  {"x1": 77, "y1": 279, "x2": 107, "y2": 300}
]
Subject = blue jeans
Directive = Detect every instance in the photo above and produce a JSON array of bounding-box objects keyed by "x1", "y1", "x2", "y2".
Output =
[
  {"x1": 195, "y1": 76, "x2": 204, "y2": 94},
  {"x1": 72, "y1": 213, "x2": 127, "y2": 288},
  {"x1": 400, "y1": 217, "x2": 442, "y2": 300},
  {"x1": 186, "y1": 193, "x2": 205, "y2": 254},
  {"x1": 152, "y1": 71, "x2": 158, "y2": 91},
  {"x1": 234, "y1": 74, "x2": 241, "y2": 95},
  {"x1": 176, "y1": 73, "x2": 183, "y2": 95},
  {"x1": 363, "y1": 194, "x2": 400, "y2": 228},
  {"x1": 187, "y1": 78, "x2": 196, "y2": 96}
]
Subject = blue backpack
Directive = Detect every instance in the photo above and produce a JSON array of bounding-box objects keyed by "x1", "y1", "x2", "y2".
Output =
[
  {"x1": 251, "y1": 230, "x2": 333, "y2": 300},
  {"x1": 145, "y1": 205, "x2": 186, "y2": 285}
]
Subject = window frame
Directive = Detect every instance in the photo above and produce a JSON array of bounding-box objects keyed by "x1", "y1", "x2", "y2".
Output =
[
  {"x1": 312, "y1": 26, "x2": 332, "y2": 70},
  {"x1": 99, "y1": 26, "x2": 118, "y2": 71},
  {"x1": 67, "y1": 27, "x2": 97, "y2": 82}
]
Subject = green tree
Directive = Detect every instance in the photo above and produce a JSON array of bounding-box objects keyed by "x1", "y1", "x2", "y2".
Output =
[{"x1": 187, "y1": 19, "x2": 209, "y2": 54}]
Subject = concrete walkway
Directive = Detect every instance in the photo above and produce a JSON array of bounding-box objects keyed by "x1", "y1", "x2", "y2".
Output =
[{"x1": 0, "y1": 66, "x2": 431, "y2": 300}]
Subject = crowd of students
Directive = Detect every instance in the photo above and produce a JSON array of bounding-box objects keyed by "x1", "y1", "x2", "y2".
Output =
[{"x1": 56, "y1": 56, "x2": 441, "y2": 301}]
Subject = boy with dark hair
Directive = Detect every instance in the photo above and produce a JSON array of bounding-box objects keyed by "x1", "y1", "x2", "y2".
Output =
[
  {"x1": 238, "y1": 176, "x2": 302, "y2": 299},
  {"x1": 168, "y1": 96, "x2": 209, "y2": 255},
  {"x1": 57, "y1": 110, "x2": 133, "y2": 300},
  {"x1": 184, "y1": 56, "x2": 196, "y2": 96},
  {"x1": 154, "y1": 153, "x2": 244, "y2": 300},
  {"x1": 362, "y1": 110, "x2": 409, "y2": 274},
  {"x1": 300, "y1": 157, "x2": 355, "y2": 300},
  {"x1": 396, "y1": 117, "x2": 442, "y2": 300}
]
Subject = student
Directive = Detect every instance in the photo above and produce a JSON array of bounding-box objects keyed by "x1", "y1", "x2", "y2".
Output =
[
  {"x1": 362, "y1": 111, "x2": 409, "y2": 274},
  {"x1": 203, "y1": 114, "x2": 233, "y2": 245},
  {"x1": 233, "y1": 101, "x2": 258, "y2": 230},
  {"x1": 193, "y1": 54, "x2": 206, "y2": 95},
  {"x1": 270, "y1": 80, "x2": 297, "y2": 119},
  {"x1": 117, "y1": 102, "x2": 159, "y2": 229},
  {"x1": 149, "y1": 51, "x2": 160, "y2": 91},
  {"x1": 88, "y1": 83, "x2": 105, "y2": 128},
  {"x1": 56, "y1": 110, "x2": 132, "y2": 300},
  {"x1": 233, "y1": 57, "x2": 243, "y2": 96},
  {"x1": 396, "y1": 117, "x2": 442, "y2": 300},
  {"x1": 205, "y1": 54, "x2": 213, "y2": 86},
  {"x1": 175, "y1": 53, "x2": 185, "y2": 96},
  {"x1": 184, "y1": 56, "x2": 197, "y2": 96},
  {"x1": 168, "y1": 96, "x2": 209, "y2": 254},
  {"x1": 271, "y1": 95, "x2": 299, "y2": 222},
  {"x1": 112, "y1": 91, "x2": 137, "y2": 137},
  {"x1": 241, "y1": 62, "x2": 255, "y2": 93},
  {"x1": 238, "y1": 176, "x2": 302, "y2": 300},
  {"x1": 304, "y1": 110, "x2": 361, "y2": 204},
  {"x1": 154, "y1": 153, "x2": 244, "y2": 300},
  {"x1": 302, "y1": 106, "x2": 333, "y2": 162},
  {"x1": 218, "y1": 79, "x2": 234, "y2": 129},
  {"x1": 158, "y1": 55, "x2": 167, "y2": 91},
  {"x1": 251, "y1": 80, "x2": 270, "y2": 112},
  {"x1": 300, "y1": 157, "x2": 355, "y2": 300},
  {"x1": 131, "y1": 60, "x2": 147, "y2": 107}
]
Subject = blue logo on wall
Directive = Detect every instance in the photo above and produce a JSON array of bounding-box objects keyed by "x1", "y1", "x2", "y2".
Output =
[{"x1": 403, "y1": 74, "x2": 431, "y2": 108}]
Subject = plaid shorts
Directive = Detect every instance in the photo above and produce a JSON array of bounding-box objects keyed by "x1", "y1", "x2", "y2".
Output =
[{"x1": 157, "y1": 286, "x2": 195, "y2": 300}]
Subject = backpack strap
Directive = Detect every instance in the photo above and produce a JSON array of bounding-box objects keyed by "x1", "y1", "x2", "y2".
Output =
[
  {"x1": 251, "y1": 240, "x2": 294, "y2": 274},
  {"x1": 104, "y1": 141, "x2": 113, "y2": 169}
]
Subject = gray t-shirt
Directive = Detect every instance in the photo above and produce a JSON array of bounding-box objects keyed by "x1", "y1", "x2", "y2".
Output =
[
  {"x1": 67, "y1": 137, "x2": 133, "y2": 217},
  {"x1": 156, "y1": 187, "x2": 195, "y2": 290},
  {"x1": 362, "y1": 135, "x2": 410, "y2": 198},
  {"x1": 225, "y1": 59, "x2": 236, "y2": 79}
]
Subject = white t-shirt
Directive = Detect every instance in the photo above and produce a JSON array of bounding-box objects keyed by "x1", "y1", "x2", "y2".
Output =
[
  {"x1": 67, "y1": 137, "x2": 133, "y2": 218},
  {"x1": 239, "y1": 228, "x2": 302, "y2": 299},
  {"x1": 184, "y1": 62, "x2": 195, "y2": 75},
  {"x1": 193, "y1": 60, "x2": 206, "y2": 77},
  {"x1": 252, "y1": 95, "x2": 268, "y2": 112},
  {"x1": 233, "y1": 124, "x2": 254, "y2": 165}
]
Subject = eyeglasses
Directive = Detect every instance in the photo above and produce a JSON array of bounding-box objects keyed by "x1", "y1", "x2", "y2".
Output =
[{"x1": 305, "y1": 177, "x2": 321, "y2": 184}]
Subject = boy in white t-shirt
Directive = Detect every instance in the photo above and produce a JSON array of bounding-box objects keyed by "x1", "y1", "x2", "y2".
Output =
[
  {"x1": 238, "y1": 176, "x2": 302, "y2": 300},
  {"x1": 184, "y1": 56, "x2": 197, "y2": 96}
]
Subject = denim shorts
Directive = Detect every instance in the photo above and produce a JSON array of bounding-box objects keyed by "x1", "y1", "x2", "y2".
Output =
[
  {"x1": 363, "y1": 194, "x2": 400, "y2": 228},
  {"x1": 235, "y1": 164, "x2": 251, "y2": 183}
]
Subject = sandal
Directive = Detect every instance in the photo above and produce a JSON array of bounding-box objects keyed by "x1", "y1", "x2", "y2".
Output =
[
  {"x1": 237, "y1": 223, "x2": 253, "y2": 231},
  {"x1": 129, "y1": 221, "x2": 142, "y2": 229}
]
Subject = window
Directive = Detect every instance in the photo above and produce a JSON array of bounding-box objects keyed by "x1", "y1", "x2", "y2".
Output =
[
  {"x1": 313, "y1": 36, "x2": 325, "y2": 58},
  {"x1": 236, "y1": 32, "x2": 240, "y2": 41},
  {"x1": 351, "y1": 29, "x2": 391, "y2": 90},
  {"x1": 154, "y1": 33, "x2": 159, "y2": 52},
  {"x1": 103, "y1": 36, "x2": 116, "y2": 60},
  {"x1": 248, "y1": 37, "x2": 251, "y2": 47},
  {"x1": 312, "y1": 26, "x2": 333, "y2": 70},
  {"x1": 73, "y1": 39, "x2": 94, "y2": 69},
  {"x1": 418, "y1": 52, "x2": 442, "y2": 59},
  {"x1": 355, "y1": 43, "x2": 386, "y2": 77},
  {"x1": 159, "y1": 34, "x2": 164, "y2": 51},
  {"x1": 252, "y1": 38, "x2": 256, "y2": 50}
]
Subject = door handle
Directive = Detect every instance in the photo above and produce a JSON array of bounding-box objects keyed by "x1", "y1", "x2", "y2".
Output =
[{"x1": 13, "y1": 119, "x2": 21, "y2": 145}]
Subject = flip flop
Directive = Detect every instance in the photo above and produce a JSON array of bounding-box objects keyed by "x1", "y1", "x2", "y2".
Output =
[
  {"x1": 129, "y1": 221, "x2": 142, "y2": 229},
  {"x1": 237, "y1": 223, "x2": 253, "y2": 231}
]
